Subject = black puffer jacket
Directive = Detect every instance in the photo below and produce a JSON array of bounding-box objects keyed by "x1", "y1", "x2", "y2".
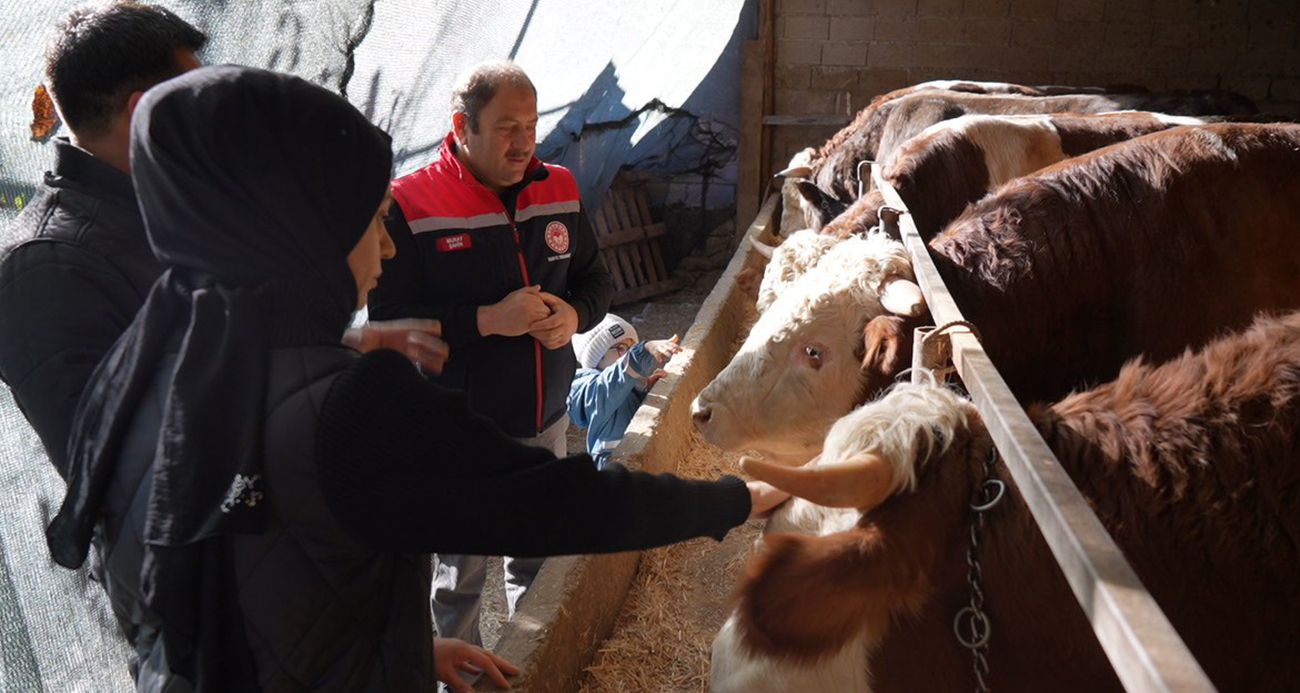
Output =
[{"x1": 0, "y1": 138, "x2": 162, "y2": 476}]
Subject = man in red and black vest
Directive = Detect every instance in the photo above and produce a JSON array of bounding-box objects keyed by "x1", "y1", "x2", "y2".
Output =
[{"x1": 369, "y1": 61, "x2": 612, "y2": 647}]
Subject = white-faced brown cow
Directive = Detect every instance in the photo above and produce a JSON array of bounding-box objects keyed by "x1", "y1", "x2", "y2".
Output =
[
  {"x1": 815, "y1": 110, "x2": 1203, "y2": 243},
  {"x1": 713, "y1": 309, "x2": 1300, "y2": 693},
  {"x1": 693, "y1": 123, "x2": 1300, "y2": 462},
  {"x1": 788, "y1": 88, "x2": 1256, "y2": 232},
  {"x1": 693, "y1": 231, "x2": 921, "y2": 462}
]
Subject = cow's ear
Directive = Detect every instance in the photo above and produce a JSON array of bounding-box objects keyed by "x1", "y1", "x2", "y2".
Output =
[
  {"x1": 794, "y1": 180, "x2": 829, "y2": 208},
  {"x1": 861, "y1": 315, "x2": 911, "y2": 374},
  {"x1": 793, "y1": 181, "x2": 831, "y2": 229}
]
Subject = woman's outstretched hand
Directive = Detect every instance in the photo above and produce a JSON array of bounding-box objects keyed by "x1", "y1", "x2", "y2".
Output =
[{"x1": 746, "y1": 480, "x2": 791, "y2": 520}]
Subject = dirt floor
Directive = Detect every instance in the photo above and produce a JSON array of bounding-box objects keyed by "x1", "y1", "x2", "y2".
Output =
[{"x1": 478, "y1": 265, "x2": 729, "y2": 651}]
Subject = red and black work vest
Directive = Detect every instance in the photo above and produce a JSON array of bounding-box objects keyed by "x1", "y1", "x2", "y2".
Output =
[{"x1": 375, "y1": 134, "x2": 590, "y2": 437}]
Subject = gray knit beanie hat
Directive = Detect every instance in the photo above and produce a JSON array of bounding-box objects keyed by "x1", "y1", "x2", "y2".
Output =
[{"x1": 572, "y1": 314, "x2": 639, "y2": 369}]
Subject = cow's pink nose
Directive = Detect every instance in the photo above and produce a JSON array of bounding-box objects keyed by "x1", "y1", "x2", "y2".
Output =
[{"x1": 692, "y1": 405, "x2": 713, "y2": 426}]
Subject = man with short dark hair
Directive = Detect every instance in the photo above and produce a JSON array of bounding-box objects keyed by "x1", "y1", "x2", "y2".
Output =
[
  {"x1": 1, "y1": 3, "x2": 449, "y2": 482},
  {"x1": 369, "y1": 60, "x2": 613, "y2": 646},
  {"x1": 0, "y1": 2, "x2": 206, "y2": 477}
]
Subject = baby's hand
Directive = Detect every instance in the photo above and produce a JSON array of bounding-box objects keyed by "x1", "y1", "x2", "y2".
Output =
[
  {"x1": 646, "y1": 334, "x2": 682, "y2": 364},
  {"x1": 646, "y1": 368, "x2": 669, "y2": 389}
]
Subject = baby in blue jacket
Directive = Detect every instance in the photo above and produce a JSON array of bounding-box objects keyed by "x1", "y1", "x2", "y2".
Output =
[{"x1": 568, "y1": 314, "x2": 682, "y2": 469}]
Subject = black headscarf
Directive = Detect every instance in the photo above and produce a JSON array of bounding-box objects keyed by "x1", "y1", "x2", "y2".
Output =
[{"x1": 46, "y1": 65, "x2": 392, "y2": 687}]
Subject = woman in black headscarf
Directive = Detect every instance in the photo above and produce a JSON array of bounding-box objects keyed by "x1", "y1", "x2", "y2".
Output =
[{"x1": 45, "y1": 65, "x2": 780, "y2": 692}]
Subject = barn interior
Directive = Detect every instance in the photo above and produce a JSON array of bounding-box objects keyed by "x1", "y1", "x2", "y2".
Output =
[{"x1": 1, "y1": 0, "x2": 1298, "y2": 691}]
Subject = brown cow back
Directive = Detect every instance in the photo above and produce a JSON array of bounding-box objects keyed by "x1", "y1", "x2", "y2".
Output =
[
  {"x1": 848, "y1": 111, "x2": 1192, "y2": 242},
  {"x1": 932, "y1": 122, "x2": 1300, "y2": 404}
]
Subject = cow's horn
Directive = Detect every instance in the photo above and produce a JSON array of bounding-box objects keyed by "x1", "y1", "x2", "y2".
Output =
[
  {"x1": 775, "y1": 164, "x2": 813, "y2": 179},
  {"x1": 741, "y1": 453, "x2": 896, "y2": 510},
  {"x1": 748, "y1": 236, "x2": 776, "y2": 259},
  {"x1": 880, "y1": 278, "x2": 926, "y2": 317}
]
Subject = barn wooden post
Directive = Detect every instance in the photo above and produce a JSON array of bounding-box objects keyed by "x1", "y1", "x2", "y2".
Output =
[{"x1": 735, "y1": 0, "x2": 774, "y2": 238}]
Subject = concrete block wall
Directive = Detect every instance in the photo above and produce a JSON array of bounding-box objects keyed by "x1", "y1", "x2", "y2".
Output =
[{"x1": 769, "y1": 0, "x2": 1300, "y2": 168}]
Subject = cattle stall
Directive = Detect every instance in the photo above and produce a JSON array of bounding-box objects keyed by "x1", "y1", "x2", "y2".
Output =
[
  {"x1": 869, "y1": 165, "x2": 1218, "y2": 693},
  {"x1": 481, "y1": 194, "x2": 782, "y2": 692},
  {"x1": 488, "y1": 172, "x2": 1228, "y2": 691}
]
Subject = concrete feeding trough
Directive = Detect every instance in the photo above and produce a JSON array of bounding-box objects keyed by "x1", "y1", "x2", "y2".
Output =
[{"x1": 485, "y1": 193, "x2": 781, "y2": 692}]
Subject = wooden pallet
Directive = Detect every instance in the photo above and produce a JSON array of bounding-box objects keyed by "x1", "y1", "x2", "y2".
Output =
[{"x1": 592, "y1": 175, "x2": 684, "y2": 305}]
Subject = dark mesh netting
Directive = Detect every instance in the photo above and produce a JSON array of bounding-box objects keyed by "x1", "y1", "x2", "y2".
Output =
[{"x1": 0, "y1": 1, "x2": 752, "y2": 688}]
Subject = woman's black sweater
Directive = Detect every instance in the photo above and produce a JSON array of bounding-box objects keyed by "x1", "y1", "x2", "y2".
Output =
[{"x1": 316, "y1": 348, "x2": 751, "y2": 557}]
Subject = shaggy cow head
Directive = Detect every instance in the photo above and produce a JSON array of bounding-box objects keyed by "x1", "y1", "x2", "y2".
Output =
[
  {"x1": 712, "y1": 378, "x2": 980, "y2": 693},
  {"x1": 691, "y1": 233, "x2": 924, "y2": 462},
  {"x1": 742, "y1": 377, "x2": 974, "y2": 511},
  {"x1": 753, "y1": 229, "x2": 843, "y2": 313}
]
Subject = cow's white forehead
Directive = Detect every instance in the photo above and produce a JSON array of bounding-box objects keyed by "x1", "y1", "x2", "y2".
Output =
[
  {"x1": 757, "y1": 229, "x2": 842, "y2": 313},
  {"x1": 746, "y1": 232, "x2": 913, "y2": 347}
]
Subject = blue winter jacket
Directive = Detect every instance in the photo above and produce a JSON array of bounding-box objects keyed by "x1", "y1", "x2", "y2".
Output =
[{"x1": 567, "y1": 342, "x2": 658, "y2": 468}]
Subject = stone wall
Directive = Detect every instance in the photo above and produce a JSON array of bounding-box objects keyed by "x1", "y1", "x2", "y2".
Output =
[{"x1": 768, "y1": 0, "x2": 1300, "y2": 169}]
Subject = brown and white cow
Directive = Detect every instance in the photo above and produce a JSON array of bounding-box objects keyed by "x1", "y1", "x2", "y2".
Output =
[
  {"x1": 713, "y1": 309, "x2": 1300, "y2": 692},
  {"x1": 693, "y1": 123, "x2": 1300, "y2": 460},
  {"x1": 815, "y1": 110, "x2": 1203, "y2": 243},
  {"x1": 760, "y1": 110, "x2": 1205, "y2": 310},
  {"x1": 778, "y1": 80, "x2": 1063, "y2": 236},
  {"x1": 790, "y1": 88, "x2": 1256, "y2": 231}
]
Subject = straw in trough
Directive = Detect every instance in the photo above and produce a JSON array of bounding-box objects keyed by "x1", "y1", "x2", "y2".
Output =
[{"x1": 576, "y1": 434, "x2": 760, "y2": 693}]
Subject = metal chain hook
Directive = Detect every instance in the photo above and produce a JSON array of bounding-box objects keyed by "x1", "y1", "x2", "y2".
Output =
[
  {"x1": 856, "y1": 159, "x2": 876, "y2": 199},
  {"x1": 953, "y1": 446, "x2": 1003, "y2": 693},
  {"x1": 917, "y1": 320, "x2": 983, "y2": 383}
]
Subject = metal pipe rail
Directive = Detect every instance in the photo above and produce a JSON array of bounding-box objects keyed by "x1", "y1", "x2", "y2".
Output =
[{"x1": 871, "y1": 165, "x2": 1217, "y2": 693}]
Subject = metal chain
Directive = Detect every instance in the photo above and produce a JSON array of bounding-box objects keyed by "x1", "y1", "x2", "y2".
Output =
[{"x1": 953, "y1": 447, "x2": 1005, "y2": 693}]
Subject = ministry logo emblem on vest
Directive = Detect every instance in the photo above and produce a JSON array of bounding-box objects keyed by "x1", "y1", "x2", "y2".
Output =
[{"x1": 545, "y1": 221, "x2": 570, "y2": 254}]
